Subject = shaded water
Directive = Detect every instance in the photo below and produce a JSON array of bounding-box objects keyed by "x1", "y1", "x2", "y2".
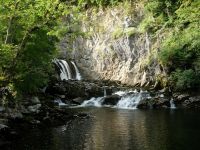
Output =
[{"x1": 4, "y1": 108, "x2": 200, "y2": 150}]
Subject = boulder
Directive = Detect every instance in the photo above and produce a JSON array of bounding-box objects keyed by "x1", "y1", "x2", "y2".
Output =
[
  {"x1": 71, "y1": 97, "x2": 85, "y2": 105},
  {"x1": 137, "y1": 98, "x2": 151, "y2": 109},
  {"x1": 31, "y1": 97, "x2": 40, "y2": 104},
  {"x1": 152, "y1": 97, "x2": 170, "y2": 109},
  {"x1": 27, "y1": 104, "x2": 41, "y2": 113},
  {"x1": 182, "y1": 96, "x2": 200, "y2": 109},
  {"x1": 102, "y1": 95, "x2": 121, "y2": 105},
  {"x1": 173, "y1": 93, "x2": 190, "y2": 104}
]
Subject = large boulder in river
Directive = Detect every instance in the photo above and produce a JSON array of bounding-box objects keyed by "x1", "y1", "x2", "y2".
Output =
[
  {"x1": 71, "y1": 97, "x2": 85, "y2": 105},
  {"x1": 173, "y1": 93, "x2": 190, "y2": 104},
  {"x1": 102, "y1": 95, "x2": 121, "y2": 105},
  {"x1": 137, "y1": 97, "x2": 170, "y2": 109},
  {"x1": 46, "y1": 80, "x2": 104, "y2": 99},
  {"x1": 152, "y1": 97, "x2": 170, "y2": 109},
  {"x1": 137, "y1": 98, "x2": 151, "y2": 109},
  {"x1": 182, "y1": 96, "x2": 200, "y2": 109}
]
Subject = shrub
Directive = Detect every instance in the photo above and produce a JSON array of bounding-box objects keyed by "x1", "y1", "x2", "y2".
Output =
[{"x1": 170, "y1": 69, "x2": 200, "y2": 91}]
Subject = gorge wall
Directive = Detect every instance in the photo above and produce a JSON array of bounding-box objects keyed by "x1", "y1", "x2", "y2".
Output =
[{"x1": 60, "y1": 2, "x2": 168, "y2": 87}]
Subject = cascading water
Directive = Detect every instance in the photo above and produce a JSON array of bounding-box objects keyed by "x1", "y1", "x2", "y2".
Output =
[
  {"x1": 53, "y1": 59, "x2": 82, "y2": 81},
  {"x1": 60, "y1": 60, "x2": 72, "y2": 79},
  {"x1": 116, "y1": 90, "x2": 151, "y2": 109},
  {"x1": 103, "y1": 87, "x2": 107, "y2": 97},
  {"x1": 170, "y1": 99, "x2": 176, "y2": 109},
  {"x1": 81, "y1": 97, "x2": 104, "y2": 107},
  {"x1": 71, "y1": 61, "x2": 82, "y2": 80},
  {"x1": 54, "y1": 99, "x2": 67, "y2": 106},
  {"x1": 80, "y1": 90, "x2": 151, "y2": 109}
]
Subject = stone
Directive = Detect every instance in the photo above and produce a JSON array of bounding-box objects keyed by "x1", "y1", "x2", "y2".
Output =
[
  {"x1": 137, "y1": 99, "x2": 151, "y2": 109},
  {"x1": 0, "y1": 106, "x2": 5, "y2": 112},
  {"x1": 72, "y1": 97, "x2": 85, "y2": 105},
  {"x1": 102, "y1": 95, "x2": 121, "y2": 105},
  {"x1": 182, "y1": 96, "x2": 200, "y2": 108},
  {"x1": 27, "y1": 104, "x2": 42, "y2": 113},
  {"x1": 152, "y1": 97, "x2": 170, "y2": 109},
  {"x1": 31, "y1": 97, "x2": 40, "y2": 104},
  {"x1": 0, "y1": 124, "x2": 8, "y2": 130}
]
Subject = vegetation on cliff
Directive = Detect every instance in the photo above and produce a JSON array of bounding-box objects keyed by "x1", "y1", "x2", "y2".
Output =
[
  {"x1": 142, "y1": 0, "x2": 200, "y2": 91},
  {"x1": 0, "y1": 0, "x2": 199, "y2": 103}
]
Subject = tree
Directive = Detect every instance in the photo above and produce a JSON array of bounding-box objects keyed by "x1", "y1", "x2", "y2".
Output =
[{"x1": 0, "y1": 0, "x2": 68, "y2": 94}]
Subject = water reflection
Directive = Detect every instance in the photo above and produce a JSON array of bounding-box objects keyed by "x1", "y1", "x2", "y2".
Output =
[{"x1": 4, "y1": 108, "x2": 200, "y2": 150}]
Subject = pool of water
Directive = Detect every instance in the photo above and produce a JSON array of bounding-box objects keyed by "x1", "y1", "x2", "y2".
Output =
[{"x1": 3, "y1": 108, "x2": 200, "y2": 150}]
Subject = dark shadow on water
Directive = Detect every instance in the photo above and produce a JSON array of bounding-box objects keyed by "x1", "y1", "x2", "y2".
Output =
[{"x1": 3, "y1": 108, "x2": 200, "y2": 150}]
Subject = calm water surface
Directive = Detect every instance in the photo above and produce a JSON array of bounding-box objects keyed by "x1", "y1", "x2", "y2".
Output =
[{"x1": 4, "y1": 108, "x2": 200, "y2": 150}]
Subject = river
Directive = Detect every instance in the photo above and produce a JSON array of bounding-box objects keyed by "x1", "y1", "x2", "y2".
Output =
[{"x1": 4, "y1": 108, "x2": 200, "y2": 150}]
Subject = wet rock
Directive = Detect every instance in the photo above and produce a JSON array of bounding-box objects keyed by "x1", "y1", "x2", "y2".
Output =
[
  {"x1": 71, "y1": 97, "x2": 85, "y2": 105},
  {"x1": 102, "y1": 95, "x2": 121, "y2": 105},
  {"x1": 173, "y1": 93, "x2": 190, "y2": 104},
  {"x1": 31, "y1": 97, "x2": 40, "y2": 104},
  {"x1": 182, "y1": 96, "x2": 200, "y2": 109},
  {"x1": 0, "y1": 124, "x2": 8, "y2": 131},
  {"x1": 46, "y1": 80, "x2": 104, "y2": 99},
  {"x1": 152, "y1": 97, "x2": 170, "y2": 109},
  {"x1": 27, "y1": 104, "x2": 41, "y2": 113},
  {"x1": 137, "y1": 99, "x2": 151, "y2": 109},
  {"x1": 0, "y1": 106, "x2": 5, "y2": 112}
]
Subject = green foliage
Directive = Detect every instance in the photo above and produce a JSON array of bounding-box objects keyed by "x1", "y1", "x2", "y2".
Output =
[
  {"x1": 77, "y1": 0, "x2": 122, "y2": 7},
  {"x1": 0, "y1": 0, "x2": 67, "y2": 95},
  {"x1": 156, "y1": 0, "x2": 200, "y2": 91},
  {"x1": 14, "y1": 29, "x2": 57, "y2": 94},
  {"x1": 139, "y1": 0, "x2": 200, "y2": 90},
  {"x1": 159, "y1": 27, "x2": 200, "y2": 70},
  {"x1": 170, "y1": 69, "x2": 200, "y2": 91}
]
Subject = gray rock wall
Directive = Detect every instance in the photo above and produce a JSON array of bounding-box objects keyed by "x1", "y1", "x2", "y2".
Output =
[{"x1": 60, "y1": 3, "x2": 167, "y2": 87}]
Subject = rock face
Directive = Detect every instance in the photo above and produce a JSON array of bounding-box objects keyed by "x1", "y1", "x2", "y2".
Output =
[
  {"x1": 102, "y1": 95, "x2": 121, "y2": 105},
  {"x1": 46, "y1": 80, "x2": 100, "y2": 99},
  {"x1": 60, "y1": 3, "x2": 167, "y2": 87},
  {"x1": 137, "y1": 97, "x2": 170, "y2": 109},
  {"x1": 173, "y1": 93, "x2": 200, "y2": 109}
]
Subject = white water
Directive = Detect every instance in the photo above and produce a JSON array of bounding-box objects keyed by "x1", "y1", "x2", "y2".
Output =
[
  {"x1": 71, "y1": 61, "x2": 82, "y2": 80},
  {"x1": 61, "y1": 60, "x2": 72, "y2": 80},
  {"x1": 170, "y1": 99, "x2": 176, "y2": 109},
  {"x1": 80, "y1": 90, "x2": 151, "y2": 109},
  {"x1": 53, "y1": 59, "x2": 82, "y2": 81},
  {"x1": 116, "y1": 90, "x2": 151, "y2": 109},
  {"x1": 81, "y1": 97, "x2": 104, "y2": 107},
  {"x1": 54, "y1": 99, "x2": 67, "y2": 106},
  {"x1": 104, "y1": 87, "x2": 107, "y2": 97}
]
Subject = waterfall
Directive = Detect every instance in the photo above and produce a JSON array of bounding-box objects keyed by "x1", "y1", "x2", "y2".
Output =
[
  {"x1": 116, "y1": 90, "x2": 150, "y2": 109},
  {"x1": 81, "y1": 97, "x2": 104, "y2": 107},
  {"x1": 54, "y1": 99, "x2": 67, "y2": 106},
  {"x1": 53, "y1": 59, "x2": 82, "y2": 81},
  {"x1": 170, "y1": 99, "x2": 176, "y2": 109},
  {"x1": 103, "y1": 87, "x2": 107, "y2": 97},
  {"x1": 71, "y1": 61, "x2": 82, "y2": 80},
  {"x1": 79, "y1": 90, "x2": 151, "y2": 109},
  {"x1": 60, "y1": 60, "x2": 72, "y2": 79}
]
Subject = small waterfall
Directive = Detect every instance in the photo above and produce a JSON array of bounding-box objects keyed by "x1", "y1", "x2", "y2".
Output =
[
  {"x1": 53, "y1": 59, "x2": 82, "y2": 81},
  {"x1": 71, "y1": 61, "x2": 82, "y2": 80},
  {"x1": 170, "y1": 99, "x2": 176, "y2": 109},
  {"x1": 53, "y1": 59, "x2": 68, "y2": 80},
  {"x1": 79, "y1": 90, "x2": 151, "y2": 109},
  {"x1": 60, "y1": 60, "x2": 72, "y2": 79},
  {"x1": 54, "y1": 99, "x2": 67, "y2": 106},
  {"x1": 81, "y1": 97, "x2": 104, "y2": 107},
  {"x1": 103, "y1": 87, "x2": 107, "y2": 97},
  {"x1": 116, "y1": 90, "x2": 150, "y2": 109}
]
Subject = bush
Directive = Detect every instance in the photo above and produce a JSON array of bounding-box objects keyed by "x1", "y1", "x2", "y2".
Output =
[{"x1": 170, "y1": 69, "x2": 200, "y2": 91}]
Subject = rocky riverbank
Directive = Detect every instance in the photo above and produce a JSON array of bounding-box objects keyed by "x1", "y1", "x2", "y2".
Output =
[{"x1": 0, "y1": 79, "x2": 200, "y2": 148}]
